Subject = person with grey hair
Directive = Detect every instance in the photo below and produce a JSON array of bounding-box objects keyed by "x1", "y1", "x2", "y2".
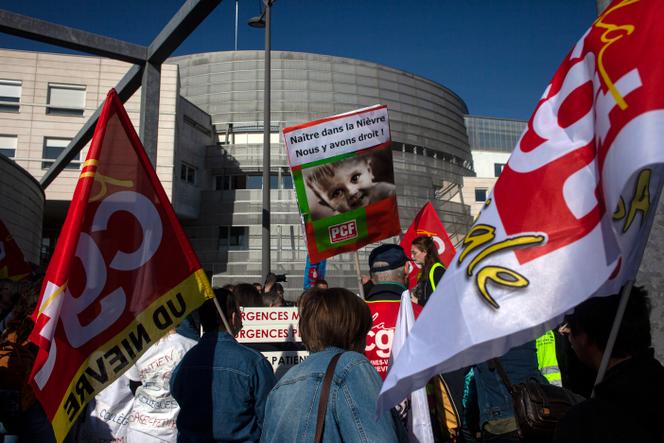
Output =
[{"x1": 363, "y1": 244, "x2": 422, "y2": 380}]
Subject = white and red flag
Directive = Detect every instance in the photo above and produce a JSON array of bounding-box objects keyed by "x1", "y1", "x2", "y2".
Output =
[
  {"x1": 379, "y1": 0, "x2": 664, "y2": 412},
  {"x1": 0, "y1": 218, "x2": 32, "y2": 281},
  {"x1": 29, "y1": 90, "x2": 213, "y2": 442},
  {"x1": 400, "y1": 201, "x2": 456, "y2": 290}
]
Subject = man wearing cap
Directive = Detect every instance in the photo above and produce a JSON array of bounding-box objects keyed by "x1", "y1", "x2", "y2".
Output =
[{"x1": 364, "y1": 244, "x2": 422, "y2": 380}]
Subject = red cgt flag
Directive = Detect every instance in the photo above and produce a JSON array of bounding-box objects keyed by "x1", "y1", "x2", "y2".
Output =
[
  {"x1": 0, "y1": 219, "x2": 32, "y2": 281},
  {"x1": 399, "y1": 202, "x2": 456, "y2": 290},
  {"x1": 29, "y1": 89, "x2": 213, "y2": 442}
]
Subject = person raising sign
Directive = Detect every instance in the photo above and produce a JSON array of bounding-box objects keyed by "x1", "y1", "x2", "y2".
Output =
[{"x1": 410, "y1": 236, "x2": 446, "y2": 306}]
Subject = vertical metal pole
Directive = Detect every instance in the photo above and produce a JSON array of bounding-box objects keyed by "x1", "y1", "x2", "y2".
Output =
[
  {"x1": 234, "y1": 0, "x2": 239, "y2": 51},
  {"x1": 354, "y1": 251, "x2": 365, "y2": 299},
  {"x1": 261, "y1": 1, "x2": 272, "y2": 279},
  {"x1": 139, "y1": 62, "x2": 161, "y2": 165},
  {"x1": 591, "y1": 280, "x2": 634, "y2": 396}
]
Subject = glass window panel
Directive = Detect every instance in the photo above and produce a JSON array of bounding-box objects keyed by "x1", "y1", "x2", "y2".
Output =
[
  {"x1": 0, "y1": 135, "x2": 17, "y2": 158},
  {"x1": 214, "y1": 175, "x2": 224, "y2": 190},
  {"x1": 475, "y1": 188, "x2": 487, "y2": 202},
  {"x1": 47, "y1": 83, "x2": 85, "y2": 116},
  {"x1": 232, "y1": 175, "x2": 246, "y2": 189},
  {"x1": 283, "y1": 174, "x2": 293, "y2": 189},
  {"x1": 180, "y1": 163, "x2": 196, "y2": 184},
  {"x1": 246, "y1": 175, "x2": 262, "y2": 189},
  {"x1": 0, "y1": 79, "x2": 21, "y2": 112},
  {"x1": 42, "y1": 137, "x2": 77, "y2": 169}
]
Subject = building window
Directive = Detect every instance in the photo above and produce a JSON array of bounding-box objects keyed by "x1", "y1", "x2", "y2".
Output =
[
  {"x1": 246, "y1": 174, "x2": 279, "y2": 189},
  {"x1": 0, "y1": 135, "x2": 17, "y2": 158},
  {"x1": 0, "y1": 80, "x2": 21, "y2": 112},
  {"x1": 215, "y1": 175, "x2": 248, "y2": 190},
  {"x1": 246, "y1": 174, "x2": 262, "y2": 189},
  {"x1": 475, "y1": 188, "x2": 488, "y2": 202},
  {"x1": 218, "y1": 226, "x2": 248, "y2": 249},
  {"x1": 180, "y1": 163, "x2": 197, "y2": 185},
  {"x1": 283, "y1": 174, "x2": 294, "y2": 189},
  {"x1": 494, "y1": 163, "x2": 506, "y2": 177},
  {"x1": 42, "y1": 137, "x2": 78, "y2": 169},
  {"x1": 47, "y1": 83, "x2": 86, "y2": 116}
]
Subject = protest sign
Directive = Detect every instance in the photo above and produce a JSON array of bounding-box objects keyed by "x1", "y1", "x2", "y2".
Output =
[
  {"x1": 303, "y1": 255, "x2": 327, "y2": 289},
  {"x1": 400, "y1": 202, "x2": 456, "y2": 290},
  {"x1": 29, "y1": 90, "x2": 213, "y2": 442},
  {"x1": 237, "y1": 307, "x2": 308, "y2": 377},
  {"x1": 283, "y1": 105, "x2": 401, "y2": 263}
]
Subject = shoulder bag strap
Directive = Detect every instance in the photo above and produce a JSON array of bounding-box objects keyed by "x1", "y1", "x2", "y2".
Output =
[
  {"x1": 314, "y1": 352, "x2": 343, "y2": 443},
  {"x1": 489, "y1": 357, "x2": 514, "y2": 395}
]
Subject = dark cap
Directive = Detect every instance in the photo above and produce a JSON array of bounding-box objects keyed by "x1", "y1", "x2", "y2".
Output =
[{"x1": 369, "y1": 244, "x2": 409, "y2": 272}]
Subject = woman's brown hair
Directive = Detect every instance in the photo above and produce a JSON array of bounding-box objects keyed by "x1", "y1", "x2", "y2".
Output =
[
  {"x1": 298, "y1": 288, "x2": 372, "y2": 353},
  {"x1": 412, "y1": 235, "x2": 442, "y2": 283}
]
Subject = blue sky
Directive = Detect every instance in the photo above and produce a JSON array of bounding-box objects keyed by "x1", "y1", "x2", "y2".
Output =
[{"x1": 0, "y1": 0, "x2": 597, "y2": 120}]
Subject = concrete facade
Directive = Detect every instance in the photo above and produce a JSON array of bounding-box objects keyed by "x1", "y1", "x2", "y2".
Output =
[
  {"x1": 0, "y1": 49, "x2": 475, "y2": 298},
  {"x1": 0, "y1": 49, "x2": 215, "y2": 260},
  {"x1": 170, "y1": 51, "x2": 475, "y2": 295},
  {"x1": 0, "y1": 155, "x2": 44, "y2": 264}
]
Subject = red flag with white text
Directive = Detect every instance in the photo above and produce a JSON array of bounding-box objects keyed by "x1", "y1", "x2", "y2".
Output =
[
  {"x1": 29, "y1": 89, "x2": 213, "y2": 442},
  {"x1": 380, "y1": 0, "x2": 664, "y2": 413},
  {"x1": 399, "y1": 202, "x2": 456, "y2": 290},
  {"x1": 0, "y1": 219, "x2": 32, "y2": 281}
]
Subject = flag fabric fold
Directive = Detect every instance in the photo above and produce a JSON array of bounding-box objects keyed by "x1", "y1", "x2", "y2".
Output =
[
  {"x1": 379, "y1": 0, "x2": 664, "y2": 414},
  {"x1": 29, "y1": 89, "x2": 213, "y2": 442},
  {"x1": 392, "y1": 289, "x2": 434, "y2": 443}
]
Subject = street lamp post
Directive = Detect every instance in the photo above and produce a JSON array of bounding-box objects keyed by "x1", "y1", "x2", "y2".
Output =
[{"x1": 249, "y1": 1, "x2": 272, "y2": 280}]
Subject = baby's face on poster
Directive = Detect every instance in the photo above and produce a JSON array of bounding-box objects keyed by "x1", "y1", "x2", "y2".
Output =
[{"x1": 310, "y1": 159, "x2": 374, "y2": 213}]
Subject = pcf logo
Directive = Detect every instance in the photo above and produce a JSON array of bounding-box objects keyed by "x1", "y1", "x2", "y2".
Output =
[{"x1": 328, "y1": 220, "x2": 358, "y2": 243}]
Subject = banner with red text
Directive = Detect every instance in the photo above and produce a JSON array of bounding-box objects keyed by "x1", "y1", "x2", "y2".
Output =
[
  {"x1": 283, "y1": 105, "x2": 401, "y2": 263},
  {"x1": 380, "y1": 0, "x2": 664, "y2": 413},
  {"x1": 29, "y1": 89, "x2": 213, "y2": 442},
  {"x1": 400, "y1": 202, "x2": 456, "y2": 290},
  {"x1": 237, "y1": 307, "x2": 308, "y2": 378},
  {"x1": 0, "y1": 218, "x2": 32, "y2": 281}
]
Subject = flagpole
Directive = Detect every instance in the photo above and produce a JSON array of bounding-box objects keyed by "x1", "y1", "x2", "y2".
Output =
[
  {"x1": 591, "y1": 279, "x2": 634, "y2": 396},
  {"x1": 354, "y1": 251, "x2": 365, "y2": 298},
  {"x1": 212, "y1": 297, "x2": 233, "y2": 333}
]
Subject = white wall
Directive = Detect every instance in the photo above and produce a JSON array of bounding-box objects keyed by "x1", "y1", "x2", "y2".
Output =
[{"x1": 472, "y1": 150, "x2": 511, "y2": 178}]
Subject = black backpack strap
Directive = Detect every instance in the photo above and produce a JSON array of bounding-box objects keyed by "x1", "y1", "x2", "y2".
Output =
[
  {"x1": 489, "y1": 358, "x2": 514, "y2": 395},
  {"x1": 314, "y1": 352, "x2": 343, "y2": 443}
]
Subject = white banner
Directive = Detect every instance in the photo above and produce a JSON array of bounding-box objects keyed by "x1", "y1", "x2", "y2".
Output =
[{"x1": 283, "y1": 105, "x2": 390, "y2": 167}]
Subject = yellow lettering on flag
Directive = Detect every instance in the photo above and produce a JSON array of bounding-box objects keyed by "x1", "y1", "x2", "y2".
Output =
[{"x1": 49, "y1": 268, "x2": 212, "y2": 443}]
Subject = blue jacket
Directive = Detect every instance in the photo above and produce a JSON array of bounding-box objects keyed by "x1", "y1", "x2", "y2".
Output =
[
  {"x1": 261, "y1": 347, "x2": 401, "y2": 443},
  {"x1": 170, "y1": 331, "x2": 276, "y2": 442}
]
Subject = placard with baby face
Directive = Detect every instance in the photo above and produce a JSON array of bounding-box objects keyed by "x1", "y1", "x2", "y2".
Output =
[{"x1": 283, "y1": 105, "x2": 401, "y2": 263}]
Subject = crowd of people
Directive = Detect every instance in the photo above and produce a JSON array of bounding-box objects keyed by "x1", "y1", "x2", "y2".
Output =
[{"x1": 1, "y1": 235, "x2": 663, "y2": 442}]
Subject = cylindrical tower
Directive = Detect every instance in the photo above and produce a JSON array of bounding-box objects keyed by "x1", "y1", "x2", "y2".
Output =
[{"x1": 170, "y1": 51, "x2": 474, "y2": 297}]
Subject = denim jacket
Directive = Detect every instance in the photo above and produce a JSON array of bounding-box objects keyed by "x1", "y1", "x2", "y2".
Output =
[
  {"x1": 261, "y1": 347, "x2": 401, "y2": 443},
  {"x1": 170, "y1": 331, "x2": 276, "y2": 442},
  {"x1": 472, "y1": 340, "x2": 548, "y2": 428}
]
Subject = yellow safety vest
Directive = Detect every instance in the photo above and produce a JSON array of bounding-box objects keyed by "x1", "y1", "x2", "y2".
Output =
[
  {"x1": 429, "y1": 262, "x2": 445, "y2": 291},
  {"x1": 536, "y1": 331, "x2": 562, "y2": 386}
]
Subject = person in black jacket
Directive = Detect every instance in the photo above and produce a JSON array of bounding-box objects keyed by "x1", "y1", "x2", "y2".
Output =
[
  {"x1": 410, "y1": 235, "x2": 445, "y2": 306},
  {"x1": 554, "y1": 285, "x2": 664, "y2": 442}
]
